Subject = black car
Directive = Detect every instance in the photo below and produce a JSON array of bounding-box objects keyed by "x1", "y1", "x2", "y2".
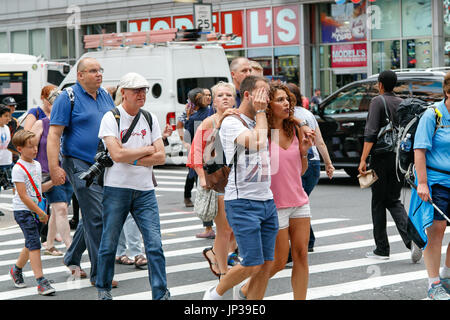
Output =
[{"x1": 317, "y1": 69, "x2": 447, "y2": 178}]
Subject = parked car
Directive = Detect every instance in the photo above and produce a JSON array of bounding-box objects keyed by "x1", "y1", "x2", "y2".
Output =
[{"x1": 317, "y1": 69, "x2": 447, "y2": 178}]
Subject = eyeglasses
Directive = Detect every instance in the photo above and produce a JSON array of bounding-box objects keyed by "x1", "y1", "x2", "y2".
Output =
[
  {"x1": 130, "y1": 88, "x2": 149, "y2": 94},
  {"x1": 81, "y1": 68, "x2": 104, "y2": 74}
]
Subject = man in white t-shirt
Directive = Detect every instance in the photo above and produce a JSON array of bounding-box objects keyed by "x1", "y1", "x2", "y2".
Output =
[
  {"x1": 203, "y1": 75, "x2": 278, "y2": 300},
  {"x1": 95, "y1": 73, "x2": 169, "y2": 300}
]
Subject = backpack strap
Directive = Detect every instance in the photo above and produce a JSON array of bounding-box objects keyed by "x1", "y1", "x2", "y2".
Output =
[{"x1": 109, "y1": 108, "x2": 153, "y2": 143}]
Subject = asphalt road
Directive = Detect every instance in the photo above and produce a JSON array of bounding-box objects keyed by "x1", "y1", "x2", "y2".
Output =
[{"x1": 0, "y1": 166, "x2": 448, "y2": 303}]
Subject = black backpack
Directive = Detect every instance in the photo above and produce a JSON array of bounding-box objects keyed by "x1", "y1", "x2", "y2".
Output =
[{"x1": 395, "y1": 98, "x2": 441, "y2": 181}]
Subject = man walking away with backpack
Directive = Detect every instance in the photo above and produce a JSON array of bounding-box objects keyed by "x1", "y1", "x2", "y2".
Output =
[
  {"x1": 96, "y1": 72, "x2": 169, "y2": 300},
  {"x1": 358, "y1": 70, "x2": 422, "y2": 263}
]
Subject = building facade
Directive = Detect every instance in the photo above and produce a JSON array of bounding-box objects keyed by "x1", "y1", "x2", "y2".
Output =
[{"x1": 0, "y1": 0, "x2": 448, "y2": 97}]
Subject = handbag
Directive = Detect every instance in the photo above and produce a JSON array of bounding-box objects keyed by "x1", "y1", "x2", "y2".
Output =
[
  {"x1": 372, "y1": 96, "x2": 398, "y2": 155},
  {"x1": 16, "y1": 162, "x2": 48, "y2": 214},
  {"x1": 357, "y1": 169, "x2": 378, "y2": 189},
  {"x1": 194, "y1": 184, "x2": 218, "y2": 222}
]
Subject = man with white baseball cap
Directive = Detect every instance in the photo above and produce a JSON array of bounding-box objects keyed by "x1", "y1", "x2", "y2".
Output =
[{"x1": 96, "y1": 72, "x2": 170, "y2": 300}]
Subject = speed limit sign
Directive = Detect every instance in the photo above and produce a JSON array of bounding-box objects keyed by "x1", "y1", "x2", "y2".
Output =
[{"x1": 193, "y1": 3, "x2": 213, "y2": 31}]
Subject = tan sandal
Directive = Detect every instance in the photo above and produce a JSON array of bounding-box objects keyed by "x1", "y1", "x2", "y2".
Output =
[
  {"x1": 44, "y1": 247, "x2": 63, "y2": 256},
  {"x1": 134, "y1": 255, "x2": 148, "y2": 269},
  {"x1": 115, "y1": 255, "x2": 134, "y2": 265}
]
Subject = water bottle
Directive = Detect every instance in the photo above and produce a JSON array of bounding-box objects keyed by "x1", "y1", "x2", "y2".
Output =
[{"x1": 401, "y1": 133, "x2": 412, "y2": 152}]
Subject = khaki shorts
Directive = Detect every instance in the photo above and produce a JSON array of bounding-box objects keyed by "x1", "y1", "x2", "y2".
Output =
[{"x1": 277, "y1": 204, "x2": 311, "y2": 229}]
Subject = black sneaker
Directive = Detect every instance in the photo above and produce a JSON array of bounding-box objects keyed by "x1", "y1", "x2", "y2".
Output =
[{"x1": 10, "y1": 267, "x2": 26, "y2": 288}]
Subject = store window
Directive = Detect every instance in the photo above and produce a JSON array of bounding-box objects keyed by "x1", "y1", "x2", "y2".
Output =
[
  {"x1": 274, "y1": 46, "x2": 299, "y2": 84},
  {"x1": 225, "y1": 50, "x2": 245, "y2": 64},
  {"x1": 402, "y1": 38, "x2": 432, "y2": 69},
  {"x1": 29, "y1": 29, "x2": 46, "y2": 57},
  {"x1": 370, "y1": 0, "x2": 400, "y2": 39},
  {"x1": 444, "y1": 0, "x2": 450, "y2": 66},
  {"x1": 11, "y1": 31, "x2": 27, "y2": 54},
  {"x1": 50, "y1": 27, "x2": 76, "y2": 63},
  {"x1": 402, "y1": 0, "x2": 432, "y2": 38},
  {"x1": 0, "y1": 33, "x2": 7, "y2": 53},
  {"x1": 372, "y1": 40, "x2": 400, "y2": 74},
  {"x1": 319, "y1": 1, "x2": 367, "y2": 44},
  {"x1": 248, "y1": 48, "x2": 273, "y2": 77}
]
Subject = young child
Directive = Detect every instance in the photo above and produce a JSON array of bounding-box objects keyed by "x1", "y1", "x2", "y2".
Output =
[
  {"x1": 9, "y1": 130, "x2": 55, "y2": 295},
  {"x1": 0, "y1": 105, "x2": 13, "y2": 216}
]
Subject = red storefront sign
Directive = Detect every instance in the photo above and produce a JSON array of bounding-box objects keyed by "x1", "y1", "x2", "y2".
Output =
[
  {"x1": 129, "y1": 19, "x2": 150, "y2": 32},
  {"x1": 273, "y1": 5, "x2": 299, "y2": 46},
  {"x1": 212, "y1": 12, "x2": 219, "y2": 33},
  {"x1": 331, "y1": 43, "x2": 367, "y2": 68},
  {"x1": 246, "y1": 7, "x2": 272, "y2": 48},
  {"x1": 174, "y1": 15, "x2": 194, "y2": 30},
  {"x1": 220, "y1": 10, "x2": 244, "y2": 49},
  {"x1": 151, "y1": 17, "x2": 171, "y2": 30}
]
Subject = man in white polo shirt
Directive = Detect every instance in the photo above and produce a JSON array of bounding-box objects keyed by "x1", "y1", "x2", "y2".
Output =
[{"x1": 95, "y1": 72, "x2": 169, "y2": 300}]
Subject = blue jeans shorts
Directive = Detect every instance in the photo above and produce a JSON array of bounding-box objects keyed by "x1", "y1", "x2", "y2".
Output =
[
  {"x1": 432, "y1": 184, "x2": 449, "y2": 222},
  {"x1": 225, "y1": 198, "x2": 279, "y2": 267},
  {"x1": 44, "y1": 180, "x2": 73, "y2": 204},
  {"x1": 14, "y1": 210, "x2": 41, "y2": 251}
]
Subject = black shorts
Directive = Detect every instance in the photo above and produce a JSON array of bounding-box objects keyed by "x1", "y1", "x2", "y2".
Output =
[{"x1": 432, "y1": 184, "x2": 450, "y2": 224}]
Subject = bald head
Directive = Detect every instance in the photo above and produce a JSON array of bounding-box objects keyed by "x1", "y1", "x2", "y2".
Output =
[
  {"x1": 230, "y1": 57, "x2": 251, "y2": 90},
  {"x1": 77, "y1": 57, "x2": 98, "y2": 72}
]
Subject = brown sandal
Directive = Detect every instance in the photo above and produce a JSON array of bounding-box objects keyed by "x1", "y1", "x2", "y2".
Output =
[
  {"x1": 134, "y1": 255, "x2": 148, "y2": 269},
  {"x1": 115, "y1": 255, "x2": 134, "y2": 265},
  {"x1": 202, "y1": 247, "x2": 220, "y2": 278}
]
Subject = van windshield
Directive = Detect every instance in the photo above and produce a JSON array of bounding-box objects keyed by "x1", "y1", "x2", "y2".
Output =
[
  {"x1": 0, "y1": 72, "x2": 28, "y2": 112},
  {"x1": 177, "y1": 77, "x2": 228, "y2": 104}
]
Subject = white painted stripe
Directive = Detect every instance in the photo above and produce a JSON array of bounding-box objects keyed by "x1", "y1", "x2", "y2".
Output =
[
  {"x1": 154, "y1": 169, "x2": 187, "y2": 175},
  {"x1": 154, "y1": 175, "x2": 187, "y2": 180}
]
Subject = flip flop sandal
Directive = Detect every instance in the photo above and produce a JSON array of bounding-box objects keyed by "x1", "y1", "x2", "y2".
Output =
[
  {"x1": 44, "y1": 247, "x2": 63, "y2": 256},
  {"x1": 134, "y1": 255, "x2": 148, "y2": 269},
  {"x1": 202, "y1": 247, "x2": 220, "y2": 278},
  {"x1": 115, "y1": 255, "x2": 134, "y2": 265}
]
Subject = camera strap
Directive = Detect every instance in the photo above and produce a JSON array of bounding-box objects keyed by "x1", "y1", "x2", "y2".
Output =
[{"x1": 112, "y1": 108, "x2": 142, "y2": 144}]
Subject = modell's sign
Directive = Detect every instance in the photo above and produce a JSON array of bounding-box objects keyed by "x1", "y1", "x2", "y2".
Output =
[{"x1": 331, "y1": 43, "x2": 367, "y2": 68}]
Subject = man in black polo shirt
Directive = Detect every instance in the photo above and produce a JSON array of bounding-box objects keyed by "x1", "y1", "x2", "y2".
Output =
[{"x1": 358, "y1": 70, "x2": 422, "y2": 263}]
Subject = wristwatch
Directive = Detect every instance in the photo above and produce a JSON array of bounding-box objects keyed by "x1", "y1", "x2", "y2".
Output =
[{"x1": 298, "y1": 120, "x2": 308, "y2": 127}]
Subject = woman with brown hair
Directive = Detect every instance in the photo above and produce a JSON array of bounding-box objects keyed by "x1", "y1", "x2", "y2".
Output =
[{"x1": 239, "y1": 82, "x2": 313, "y2": 300}]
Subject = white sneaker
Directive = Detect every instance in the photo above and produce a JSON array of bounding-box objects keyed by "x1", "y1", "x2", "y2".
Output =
[
  {"x1": 410, "y1": 242, "x2": 422, "y2": 264},
  {"x1": 365, "y1": 251, "x2": 389, "y2": 260},
  {"x1": 203, "y1": 285, "x2": 223, "y2": 300},
  {"x1": 232, "y1": 281, "x2": 247, "y2": 300}
]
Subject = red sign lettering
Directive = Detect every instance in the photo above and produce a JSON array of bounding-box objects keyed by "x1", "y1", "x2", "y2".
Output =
[
  {"x1": 246, "y1": 7, "x2": 272, "y2": 48},
  {"x1": 331, "y1": 43, "x2": 367, "y2": 68},
  {"x1": 151, "y1": 17, "x2": 172, "y2": 30},
  {"x1": 220, "y1": 10, "x2": 244, "y2": 49},
  {"x1": 273, "y1": 5, "x2": 299, "y2": 46}
]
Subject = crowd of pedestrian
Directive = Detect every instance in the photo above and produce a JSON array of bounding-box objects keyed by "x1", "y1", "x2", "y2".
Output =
[{"x1": 1, "y1": 53, "x2": 448, "y2": 301}]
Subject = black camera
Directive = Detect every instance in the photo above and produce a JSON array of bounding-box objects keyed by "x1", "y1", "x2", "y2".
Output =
[
  {"x1": 79, "y1": 151, "x2": 114, "y2": 187},
  {"x1": 0, "y1": 168, "x2": 14, "y2": 190}
]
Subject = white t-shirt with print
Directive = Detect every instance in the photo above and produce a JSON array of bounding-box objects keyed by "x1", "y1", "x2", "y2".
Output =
[
  {"x1": 11, "y1": 159, "x2": 42, "y2": 211},
  {"x1": 294, "y1": 107, "x2": 320, "y2": 161},
  {"x1": 98, "y1": 105, "x2": 162, "y2": 191},
  {"x1": 0, "y1": 125, "x2": 12, "y2": 166},
  {"x1": 219, "y1": 114, "x2": 272, "y2": 201}
]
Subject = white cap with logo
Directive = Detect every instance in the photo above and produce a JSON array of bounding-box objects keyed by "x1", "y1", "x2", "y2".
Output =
[{"x1": 119, "y1": 72, "x2": 149, "y2": 89}]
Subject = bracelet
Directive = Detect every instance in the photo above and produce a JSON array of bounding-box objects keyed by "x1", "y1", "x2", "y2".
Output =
[
  {"x1": 133, "y1": 160, "x2": 138, "y2": 166},
  {"x1": 302, "y1": 155, "x2": 308, "y2": 159},
  {"x1": 255, "y1": 109, "x2": 266, "y2": 115}
]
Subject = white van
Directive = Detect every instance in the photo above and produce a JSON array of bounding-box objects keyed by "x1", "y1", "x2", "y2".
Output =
[
  {"x1": 59, "y1": 41, "x2": 232, "y2": 164},
  {"x1": 0, "y1": 53, "x2": 70, "y2": 117}
]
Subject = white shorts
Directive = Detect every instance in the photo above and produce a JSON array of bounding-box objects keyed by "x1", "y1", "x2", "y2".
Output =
[{"x1": 277, "y1": 204, "x2": 311, "y2": 229}]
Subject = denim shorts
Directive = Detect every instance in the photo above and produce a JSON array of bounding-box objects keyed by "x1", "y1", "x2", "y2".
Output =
[
  {"x1": 225, "y1": 199, "x2": 278, "y2": 267},
  {"x1": 432, "y1": 184, "x2": 449, "y2": 222},
  {"x1": 14, "y1": 210, "x2": 41, "y2": 251},
  {"x1": 44, "y1": 180, "x2": 73, "y2": 204}
]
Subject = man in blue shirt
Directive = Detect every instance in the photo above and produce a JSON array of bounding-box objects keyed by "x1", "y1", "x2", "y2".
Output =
[{"x1": 47, "y1": 57, "x2": 117, "y2": 288}]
